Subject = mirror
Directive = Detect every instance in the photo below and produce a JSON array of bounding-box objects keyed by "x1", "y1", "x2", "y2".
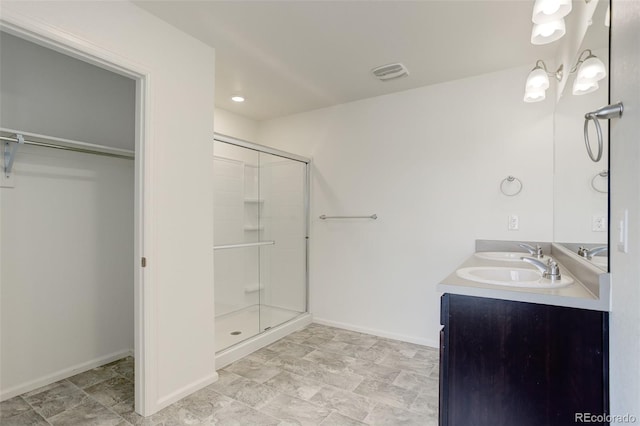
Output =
[{"x1": 554, "y1": 0, "x2": 610, "y2": 270}]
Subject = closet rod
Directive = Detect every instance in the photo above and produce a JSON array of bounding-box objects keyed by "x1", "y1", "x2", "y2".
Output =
[{"x1": 1, "y1": 131, "x2": 135, "y2": 160}]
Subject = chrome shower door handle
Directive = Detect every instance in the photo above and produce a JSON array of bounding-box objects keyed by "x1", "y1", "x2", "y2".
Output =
[{"x1": 583, "y1": 102, "x2": 624, "y2": 163}]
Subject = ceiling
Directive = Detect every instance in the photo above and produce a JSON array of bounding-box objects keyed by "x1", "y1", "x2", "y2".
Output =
[{"x1": 136, "y1": 1, "x2": 568, "y2": 121}]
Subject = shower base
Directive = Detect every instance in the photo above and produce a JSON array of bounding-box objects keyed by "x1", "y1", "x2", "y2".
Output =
[
  {"x1": 215, "y1": 304, "x2": 311, "y2": 368},
  {"x1": 215, "y1": 304, "x2": 303, "y2": 351}
]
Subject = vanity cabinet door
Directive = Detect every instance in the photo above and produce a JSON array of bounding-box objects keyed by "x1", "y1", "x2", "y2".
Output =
[
  {"x1": 439, "y1": 295, "x2": 450, "y2": 426},
  {"x1": 439, "y1": 293, "x2": 609, "y2": 426}
]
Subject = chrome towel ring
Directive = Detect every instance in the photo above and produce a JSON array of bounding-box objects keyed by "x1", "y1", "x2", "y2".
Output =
[
  {"x1": 500, "y1": 176, "x2": 523, "y2": 196},
  {"x1": 591, "y1": 170, "x2": 608, "y2": 193},
  {"x1": 583, "y1": 102, "x2": 624, "y2": 163}
]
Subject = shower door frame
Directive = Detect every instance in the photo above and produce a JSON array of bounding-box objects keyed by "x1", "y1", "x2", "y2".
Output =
[{"x1": 213, "y1": 133, "x2": 311, "y2": 329}]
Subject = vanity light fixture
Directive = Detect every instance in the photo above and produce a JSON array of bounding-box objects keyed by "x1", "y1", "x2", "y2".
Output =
[
  {"x1": 531, "y1": 0, "x2": 572, "y2": 24},
  {"x1": 572, "y1": 79, "x2": 599, "y2": 96},
  {"x1": 523, "y1": 60, "x2": 563, "y2": 103},
  {"x1": 231, "y1": 95, "x2": 245, "y2": 102},
  {"x1": 531, "y1": 18, "x2": 566, "y2": 45},
  {"x1": 570, "y1": 49, "x2": 607, "y2": 95}
]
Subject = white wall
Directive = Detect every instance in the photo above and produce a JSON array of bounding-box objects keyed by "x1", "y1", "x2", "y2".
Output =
[
  {"x1": 214, "y1": 108, "x2": 259, "y2": 142},
  {"x1": 0, "y1": 31, "x2": 135, "y2": 150},
  {"x1": 609, "y1": 0, "x2": 640, "y2": 417},
  {"x1": 1, "y1": 145, "x2": 134, "y2": 399},
  {"x1": 258, "y1": 65, "x2": 554, "y2": 346},
  {"x1": 0, "y1": 1, "x2": 216, "y2": 415}
]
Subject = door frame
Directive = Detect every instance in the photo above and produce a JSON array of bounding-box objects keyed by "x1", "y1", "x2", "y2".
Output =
[{"x1": 0, "y1": 14, "x2": 154, "y2": 415}]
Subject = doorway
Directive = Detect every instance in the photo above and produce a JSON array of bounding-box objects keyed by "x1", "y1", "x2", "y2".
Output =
[{"x1": 0, "y1": 25, "x2": 147, "y2": 416}]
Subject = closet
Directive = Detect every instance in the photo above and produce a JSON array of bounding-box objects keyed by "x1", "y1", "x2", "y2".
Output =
[{"x1": 0, "y1": 31, "x2": 136, "y2": 401}]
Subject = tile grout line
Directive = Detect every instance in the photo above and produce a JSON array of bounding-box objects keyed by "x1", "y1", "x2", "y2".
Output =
[
  {"x1": 17, "y1": 394, "x2": 53, "y2": 425},
  {"x1": 27, "y1": 360, "x2": 134, "y2": 426}
]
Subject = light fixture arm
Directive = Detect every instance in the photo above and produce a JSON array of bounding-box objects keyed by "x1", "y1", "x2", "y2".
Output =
[
  {"x1": 569, "y1": 49, "x2": 595, "y2": 73},
  {"x1": 533, "y1": 60, "x2": 563, "y2": 82}
]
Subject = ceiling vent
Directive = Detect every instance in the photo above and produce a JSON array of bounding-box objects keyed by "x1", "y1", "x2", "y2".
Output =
[{"x1": 371, "y1": 63, "x2": 409, "y2": 81}]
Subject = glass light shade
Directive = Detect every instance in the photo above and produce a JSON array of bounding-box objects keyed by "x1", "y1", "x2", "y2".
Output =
[
  {"x1": 531, "y1": 19, "x2": 566, "y2": 45},
  {"x1": 532, "y1": 0, "x2": 572, "y2": 24},
  {"x1": 572, "y1": 79, "x2": 599, "y2": 96},
  {"x1": 576, "y1": 56, "x2": 607, "y2": 84},
  {"x1": 524, "y1": 88, "x2": 546, "y2": 103},
  {"x1": 526, "y1": 68, "x2": 550, "y2": 91}
]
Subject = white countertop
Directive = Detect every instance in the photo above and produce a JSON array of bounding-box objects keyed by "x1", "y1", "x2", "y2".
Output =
[{"x1": 437, "y1": 251, "x2": 610, "y2": 311}]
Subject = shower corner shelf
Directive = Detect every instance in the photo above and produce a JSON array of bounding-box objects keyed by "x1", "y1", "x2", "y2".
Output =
[
  {"x1": 244, "y1": 226, "x2": 264, "y2": 231},
  {"x1": 244, "y1": 198, "x2": 264, "y2": 203}
]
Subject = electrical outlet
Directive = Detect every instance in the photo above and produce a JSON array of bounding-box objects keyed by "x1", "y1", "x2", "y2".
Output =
[
  {"x1": 508, "y1": 215, "x2": 519, "y2": 231},
  {"x1": 592, "y1": 215, "x2": 607, "y2": 232}
]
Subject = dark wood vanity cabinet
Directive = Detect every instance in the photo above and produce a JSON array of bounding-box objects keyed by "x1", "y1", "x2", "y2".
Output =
[{"x1": 439, "y1": 294, "x2": 609, "y2": 426}]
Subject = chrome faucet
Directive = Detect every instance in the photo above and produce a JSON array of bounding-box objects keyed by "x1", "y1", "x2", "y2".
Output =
[
  {"x1": 578, "y1": 246, "x2": 608, "y2": 260},
  {"x1": 521, "y1": 257, "x2": 562, "y2": 281},
  {"x1": 519, "y1": 243, "x2": 544, "y2": 259}
]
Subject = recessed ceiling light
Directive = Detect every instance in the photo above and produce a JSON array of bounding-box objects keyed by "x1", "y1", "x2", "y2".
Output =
[{"x1": 231, "y1": 96, "x2": 245, "y2": 103}]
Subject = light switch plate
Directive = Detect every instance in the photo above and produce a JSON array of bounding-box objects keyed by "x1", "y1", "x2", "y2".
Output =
[{"x1": 617, "y1": 209, "x2": 629, "y2": 253}]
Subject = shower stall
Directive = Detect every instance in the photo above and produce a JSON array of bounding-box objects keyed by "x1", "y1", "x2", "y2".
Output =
[{"x1": 213, "y1": 134, "x2": 311, "y2": 366}]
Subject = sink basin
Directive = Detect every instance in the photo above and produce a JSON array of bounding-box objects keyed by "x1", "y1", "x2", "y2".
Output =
[
  {"x1": 456, "y1": 266, "x2": 574, "y2": 288},
  {"x1": 474, "y1": 252, "x2": 552, "y2": 262}
]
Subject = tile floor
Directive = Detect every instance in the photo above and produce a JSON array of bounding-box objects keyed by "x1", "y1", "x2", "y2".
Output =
[{"x1": 0, "y1": 323, "x2": 439, "y2": 425}]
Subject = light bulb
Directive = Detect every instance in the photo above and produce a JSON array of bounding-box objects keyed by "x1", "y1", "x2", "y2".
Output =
[
  {"x1": 573, "y1": 79, "x2": 599, "y2": 96},
  {"x1": 524, "y1": 88, "x2": 546, "y2": 103},
  {"x1": 526, "y1": 67, "x2": 550, "y2": 91},
  {"x1": 577, "y1": 56, "x2": 607, "y2": 84},
  {"x1": 531, "y1": 19, "x2": 566, "y2": 45},
  {"x1": 532, "y1": 0, "x2": 572, "y2": 24},
  {"x1": 231, "y1": 96, "x2": 245, "y2": 102}
]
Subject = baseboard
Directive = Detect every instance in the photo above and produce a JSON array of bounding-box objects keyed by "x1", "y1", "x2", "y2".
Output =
[
  {"x1": 312, "y1": 317, "x2": 439, "y2": 349},
  {"x1": 155, "y1": 372, "x2": 219, "y2": 410},
  {"x1": 0, "y1": 348, "x2": 133, "y2": 401}
]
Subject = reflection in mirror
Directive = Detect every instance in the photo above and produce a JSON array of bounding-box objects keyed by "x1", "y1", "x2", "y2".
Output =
[{"x1": 554, "y1": 0, "x2": 609, "y2": 271}]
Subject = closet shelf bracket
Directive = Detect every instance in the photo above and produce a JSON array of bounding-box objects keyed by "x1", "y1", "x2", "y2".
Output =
[{"x1": 4, "y1": 133, "x2": 24, "y2": 178}]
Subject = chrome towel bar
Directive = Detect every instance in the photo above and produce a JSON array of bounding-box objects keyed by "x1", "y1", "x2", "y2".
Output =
[{"x1": 319, "y1": 214, "x2": 377, "y2": 220}]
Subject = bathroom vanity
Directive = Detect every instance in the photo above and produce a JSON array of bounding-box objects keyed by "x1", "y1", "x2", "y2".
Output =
[{"x1": 438, "y1": 242, "x2": 610, "y2": 426}]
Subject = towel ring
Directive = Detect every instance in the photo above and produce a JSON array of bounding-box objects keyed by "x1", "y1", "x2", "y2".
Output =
[
  {"x1": 584, "y1": 113, "x2": 603, "y2": 162},
  {"x1": 583, "y1": 102, "x2": 624, "y2": 163},
  {"x1": 591, "y1": 170, "x2": 608, "y2": 193},
  {"x1": 500, "y1": 176, "x2": 522, "y2": 197}
]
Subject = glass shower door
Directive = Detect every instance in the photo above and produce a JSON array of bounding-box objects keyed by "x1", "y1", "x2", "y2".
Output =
[
  {"x1": 258, "y1": 152, "x2": 307, "y2": 332},
  {"x1": 213, "y1": 142, "x2": 263, "y2": 350},
  {"x1": 213, "y1": 139, "x2": 307, "y2": 352}
]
